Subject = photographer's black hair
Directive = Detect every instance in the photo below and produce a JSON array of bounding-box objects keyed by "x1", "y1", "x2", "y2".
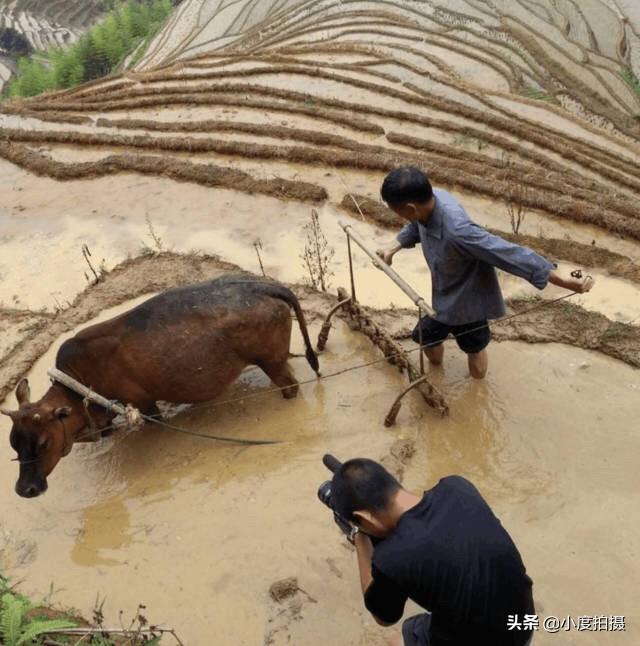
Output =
[
  {"x1": 380, "y1": 166, "x2": 433, "y2": 207},
  {"x1": 331, "y1": 458, "x2": 401, "y2": 521}
]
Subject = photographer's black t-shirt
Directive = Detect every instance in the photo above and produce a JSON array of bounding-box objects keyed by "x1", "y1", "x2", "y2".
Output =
[{"x1": 365, "y1": 476, "x2": 534, "y2": 646}]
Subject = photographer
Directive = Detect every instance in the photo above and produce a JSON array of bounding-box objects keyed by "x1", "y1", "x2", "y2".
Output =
[{"x1": 324, "y1": 457, "x2": 535, "y2": 646}]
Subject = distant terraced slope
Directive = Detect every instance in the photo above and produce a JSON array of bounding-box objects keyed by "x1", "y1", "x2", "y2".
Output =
[
  {"x1": 0, "y1": 0, "x2": 105, "y2": 91},
  {"x1": 137, "y1": 0, "x2": 640, "y2": 128},
  {"x1": 1, "y1": 0, "x2": 639, "y2": 245}
]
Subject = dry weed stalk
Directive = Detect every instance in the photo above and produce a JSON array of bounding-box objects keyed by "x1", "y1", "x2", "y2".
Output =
[
  {"x1": 300, "y1": 209, "x2": 334, "y2": 292},
  {"x1": 500, "y1": 156, "x2": 528, "y2": 235},
  {"x1": 145, "y1": 214, "x2": 164, "y2": 253},
  {"x1": 81, "y1": 244, "x2": 106, "y2": 285},
  {"x1": 254, "y1": 239, "x2": 266, "y2": 276}
]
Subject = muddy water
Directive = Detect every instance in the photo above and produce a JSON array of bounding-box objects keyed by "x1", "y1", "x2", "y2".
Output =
[
  {"x1": 0, "y1": 307, "x2": 424, "y2": 645},
  {"x1": 1, "y1": 299, "x2": 639, "y2": 645},
  {"x1": 403, "y1": 341, "x2": 640, "y2": 646}
]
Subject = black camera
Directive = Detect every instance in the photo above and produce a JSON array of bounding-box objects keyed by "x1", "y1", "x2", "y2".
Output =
[
  {"x1": 318, "y1": 454, "x2": 360, "y2": 543},
  {"x1": 317, "y1": 453, "x2": 342, "y2": 510}
]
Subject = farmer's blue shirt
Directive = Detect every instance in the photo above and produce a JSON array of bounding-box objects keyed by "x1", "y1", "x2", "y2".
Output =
[{"x1": 396, "y1": 189, "x2": 555, "y2": 325}]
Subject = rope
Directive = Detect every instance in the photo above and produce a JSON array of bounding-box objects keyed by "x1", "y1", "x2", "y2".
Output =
[
  {"x1": 138, "y1": 413, "x2": 281, "y2": 445},
  {"x1": 136, "y1": 289, "x2": 579, "y2": 422}
]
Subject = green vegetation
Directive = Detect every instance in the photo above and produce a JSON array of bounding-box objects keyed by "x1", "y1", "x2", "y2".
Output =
[
  {"x1": 0, "y1": 572, "x2": 168, "y2": 644},
  {"x1": 0, "y1": 574, "x2": 75, "y2": 646},
  {"x1": 4, "y1": 0, "x2": 173, "y2": 98},
  {"x1": 523, "y1": 86, "x2": 554, "y2": 102},
  {"x1": 620, "y1": 67, "x2": 640, "y2": 98}
]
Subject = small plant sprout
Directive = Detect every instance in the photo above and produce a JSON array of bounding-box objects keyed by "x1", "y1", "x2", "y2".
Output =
[{"x1": 145, "y1": 214, "x2": 164, "y2": 253}]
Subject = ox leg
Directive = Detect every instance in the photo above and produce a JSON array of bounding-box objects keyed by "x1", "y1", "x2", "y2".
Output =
[{"x1": 258, "y1": 359, "x2": 299, "y2": 399}]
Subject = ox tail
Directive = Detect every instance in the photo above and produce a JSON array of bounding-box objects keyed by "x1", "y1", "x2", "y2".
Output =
[{"x1": 257, "y1": 283, "x2": 320, "y2": 376}]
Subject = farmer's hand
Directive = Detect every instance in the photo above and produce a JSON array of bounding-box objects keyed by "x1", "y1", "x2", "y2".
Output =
[
  {"x1": 376, "y1": 242, "x2": 402, "y2": 267},
  {"x1": 549, "y1": 271, "x2": 595, "y2": 293},
  {"x1": 570, "y1": 275, "x2": 595, "y2": 293}
]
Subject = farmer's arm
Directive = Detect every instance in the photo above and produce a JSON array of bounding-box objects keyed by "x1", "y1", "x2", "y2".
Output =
[
  {"x1": 377, "y1": 222, "x2": 419, "y2": 265},
  {"x1": 455, "y1": 221, "x2": 593, "y2": 293},
  {"x1": 547, "y1": 271, "x2": 593, "y2": 292},
  {"x1": 355, "y1": 533, "x2": 407, "y2": 627}
]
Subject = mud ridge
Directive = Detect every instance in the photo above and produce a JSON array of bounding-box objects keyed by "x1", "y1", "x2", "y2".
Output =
[
  {"x1": 25, "y1": 80, "x2": 637, "y2": 179},
  {"x1": 2, "y1": 126, "x2": 639, "y2": 240},
  {"x1": 0, "y1": 141, "x2": 328, "y2": 202}
]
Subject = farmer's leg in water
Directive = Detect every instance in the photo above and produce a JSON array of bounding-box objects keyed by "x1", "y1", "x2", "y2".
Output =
[
  {"x1": 425, "y1": 343, "x2": 443, "y2": 366},
  {"x1": 468, "y1": 349, "x2": 488, "y2": 380},
  {"x1": 411, "y1": 315, "x2": 490, "y2": 378},
  {"x1": 376, "y1": 166, "x2": 595, "y2": 379}
]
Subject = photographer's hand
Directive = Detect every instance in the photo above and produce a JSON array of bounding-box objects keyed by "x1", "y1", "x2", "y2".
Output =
[{"x1": 333, "y1": 512, "x2": 359, "y2": 544}]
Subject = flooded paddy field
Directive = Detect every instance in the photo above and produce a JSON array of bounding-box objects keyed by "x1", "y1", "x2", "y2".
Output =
[
  {"x1": 1, "y1": 291, "x2": 639, "y2": 645},
  {"x1": 1, "y1": 0, "x2": 639, "y2": 644}
]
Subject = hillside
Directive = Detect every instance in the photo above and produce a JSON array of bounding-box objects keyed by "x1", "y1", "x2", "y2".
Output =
[{"x1": 0, "y1": 0, "x2": 107, "y2": 91}]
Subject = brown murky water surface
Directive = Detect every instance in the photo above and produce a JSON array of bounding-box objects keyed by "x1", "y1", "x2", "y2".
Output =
[{"x1": 1, "y1": 296, "x2": 639, "y2": 645}]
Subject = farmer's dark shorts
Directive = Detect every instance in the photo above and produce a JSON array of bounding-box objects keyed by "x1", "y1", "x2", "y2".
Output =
[
  {"x1": 411, "y1": 316, "x2": 491, "y2": 355},
  {"x1": 402, "y1": 613, "x2": 431, "y2": 646}
]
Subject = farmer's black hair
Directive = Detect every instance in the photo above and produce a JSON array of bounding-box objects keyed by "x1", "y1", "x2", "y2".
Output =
[{"x1": 381, "y1": 166, "x2": 433, "y2": 207}]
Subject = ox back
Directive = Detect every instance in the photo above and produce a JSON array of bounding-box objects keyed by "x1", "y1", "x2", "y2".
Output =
[{"x1": 55, "y1": 274, "x2": 319, "y2": 410}]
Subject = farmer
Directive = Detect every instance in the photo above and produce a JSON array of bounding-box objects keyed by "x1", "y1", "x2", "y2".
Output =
[
  {"x1": 330, "y1": 458, "x2": 535, "y2": 646},
  {"x1": 376, "y1": 167, "x2": 594, "y2": 378}
]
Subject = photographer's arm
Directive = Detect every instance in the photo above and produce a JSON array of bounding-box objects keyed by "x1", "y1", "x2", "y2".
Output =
[
  {"x1": 356, "y1": 534, "x2": 407, "y2": 627},
  {"x1": 355, "y1": 532, "x2": 375, "y2": 594}
]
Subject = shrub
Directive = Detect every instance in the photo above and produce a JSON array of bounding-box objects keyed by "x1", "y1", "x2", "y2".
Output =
[{"x1": 4, "y1": 0, "x2": 173, "y2": 98}]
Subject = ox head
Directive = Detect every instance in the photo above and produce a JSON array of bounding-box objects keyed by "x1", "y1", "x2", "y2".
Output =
[{"x1": 2, "y1": 378, "x2": 73, "y2": 498}]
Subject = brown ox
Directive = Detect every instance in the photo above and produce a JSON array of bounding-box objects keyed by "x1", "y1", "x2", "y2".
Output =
[{"x1": 2, "y1": 274, "x2": 319, "y2": 498}]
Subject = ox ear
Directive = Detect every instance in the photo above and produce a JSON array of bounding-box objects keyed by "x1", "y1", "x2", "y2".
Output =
[
  {"x1": 16, "y1": 379, "x2": 31, "y2": 405},
  {"x1": 1, "y1": 409, "x2": 16, "y2": 420},
  {"x1": 54, "y1": 407, "x2": 72, "y2": 419}
]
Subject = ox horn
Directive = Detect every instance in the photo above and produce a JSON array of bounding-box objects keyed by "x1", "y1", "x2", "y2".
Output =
[{"x1": 16, "y1": 378, "x2": 31, "y2": 405}]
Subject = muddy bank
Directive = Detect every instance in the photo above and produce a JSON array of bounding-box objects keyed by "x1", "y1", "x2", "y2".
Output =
[
  {"x1": 3, "y1": 251, "x2": 638, "y2": 407},
  {"x1": 0, "y1": 308, "x2": 53, "y2": 365},
  {"x1": 26, "y1": 78, "x2": 640, "y2": 175},
  {"x1": 0, "y1": 141, "x2": 327, "y2": 202},
  {"x1": 340, "y1": 194, "x2": 640, "y2": 285},
  {"x1": 2, "y1": 93, "x2": 385, "y2": 135}
]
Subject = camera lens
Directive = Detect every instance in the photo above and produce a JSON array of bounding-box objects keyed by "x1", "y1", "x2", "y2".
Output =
[{"x1": 317, "y1": 480, "x2": 333, "y2": 508}]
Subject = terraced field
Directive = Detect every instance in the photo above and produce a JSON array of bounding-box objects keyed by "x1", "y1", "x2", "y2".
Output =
[
  {"x1": 1, "y1": 1, "x2": 639, "y2": 645},
  {"x1": 0, "y1": 0, "x2": 106, "y2": 91}
]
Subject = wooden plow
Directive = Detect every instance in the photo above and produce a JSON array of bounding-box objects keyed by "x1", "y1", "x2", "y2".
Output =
[{"x1": 317, "y1": 221, "x2": 449, "y2": 425}]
